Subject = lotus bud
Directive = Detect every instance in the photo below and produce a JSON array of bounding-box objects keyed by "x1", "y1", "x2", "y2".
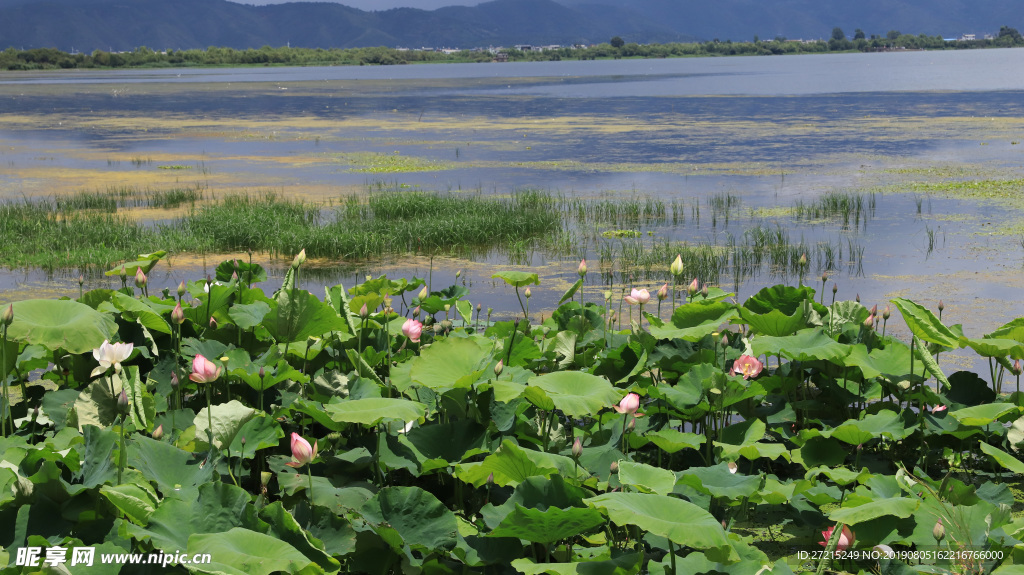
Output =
[
  {"x1": 78, "y1": 274, "x2": 85, "y2": 286},
  {"x1": 359, "y1": 303, "x2": 368, "y2": 319},
  {"x1": 119, "y1": 267, "x2": 127, "y2": 280},
  {"x1": 494, "y1": 359, "x2": 504, "y2": 377},
  {"x1": 610, "y1": 461, "x2": 618, "y2": 474},
  {"x1": 627, "y1": 416, "x2": 636, "y2": 431},
  {"x1": 206, "y1": 275, "x2": 213, "y2": 289},
  {"x1": 456, "y1": 270, "x2": 462, "y2": 279},
  {"x1": 671, "y1": 254, "x2": 684, "y2": 277},
  {"x1": 418, "y1": 286, "x2": 428, "y2": 301},
  {"x1": 1, "y1": 304, "x2": 12, "y2": 327},
  {"x1": 487, "y1": 472, "x2": 494, "y2": 486},
  {"x1": 883, "y1": 305, "x2": 891, "y2": 320},
  {"x1": 701, "y1": 284, "x2": 708, "y2": 298},
  {"x1": 171, "y1": 302, "x2": 185, "y2": 325},
  {"x1": 476, "y1": 303, "x2": 482, "y2": 313},
  {"x1": 209, "y1": 316, "x2": 218, "y2": 330},
  {"x1": 241, "y1": 436, "x2": 246, "y2": 447},
  {"x1": 1012, "y1": 360, "x2": 1022, "y2": 376},
  {"x1": 231, "y1": 271, "x2": 239, "y2": 282},
  {"x1": 721, "y1": 333, "x2": 729, "y2": 347},
  {"x1": 938, "y1": 300, "x2": 945, "y2": 312},
  {"x1": 524, "y1": 287, "x2": 531, "y2": 299},
  {"x1": 798, "y1": 253, "x2": 807, "y2": 267},
  {"x1": 869, "y1": 304, "x2": 877, "y2": 316},
  {"x1": 722, "y1": 520, "x2": 728, "y2": 530},
  {"x1": 933, "y1": 518, "x2": 945, "y2": 543},
  {"x1": 578, "y1": 259, "x2": 587, "y2": 277},
  {"x1": 412, "y1": 306, "x2": 421, "y2": 318},
  {"x1": 117, "y1": 389, "x2": 129, "y2": 414},
  {"x1": 657, "y1": 283, "x2": 668, "y2": 301},
  {"x1": 687, "y1": 278, "x2": 699, "y2": 297},
  {"x1": 572, "y1": 437, "x2": 583, "y2": 458},
  {"x1": 260, "y1": 471, "x2": 273, "y2": 487},
  {"x1": 832, "y1": 283, "x2": 837, "y2": 295},
  {"x1": 177, "y1": 280, "x2": 186, "y2": 297},
  {"x1": 152, "y1": 424, "x2": 164, "y2": 440},
  {"x1": 444, "y1": 304, "x2": 450, "y2": 313},
  {"x1": 258, "y1": 365, "x2": 265, "y2": 379},
  {"x1": 821, "y1": 271, "x2": 828, "y2": 283},
  {"x1": 170, "y1": 371, "x2": 179, "y2": 389},
  {"x1": 863, "y1": 314, "x2": 874, "y2": 329},
  {"x1": 855, "y1": 293, "x2": 860, "y2": 303},
  {"x1": 291, "y1": 248, "x2": 306, "y2": 268}
]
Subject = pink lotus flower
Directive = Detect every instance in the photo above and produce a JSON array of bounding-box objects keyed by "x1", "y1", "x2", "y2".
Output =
[
  {"x1": 578, "y1": 259, "x2": 587, "y2": 276},
  {"x1": 930, "y1": 404, "x2": 947, "y2": 413},
  {"x1": 189, "y1": 354, "x2": 221, "y2": 384},
  {"x1": 91, "y1": 339, "x2": 134, "y2": 377},
  {"x1": 286, "y1": 432, "x2": 317, "y2": 468},
  {"x1": 624, "y1": 288, "x2": 650, "y2": 305},
  {"x1": 657, "y1": 283, "x2": 669, "y2": 301},
  {"x1": 731, "y1": 355, "x2": 763, "y2": 380},
  {"x1": 820, "y1": 524, "x2": 855, "y2": 551},
  {"x1": 614, "y1": 392, "x2": 643, "y2": 416},
  {"x1": 402, "y1": 318, "x2": 423, "y2": 343}
]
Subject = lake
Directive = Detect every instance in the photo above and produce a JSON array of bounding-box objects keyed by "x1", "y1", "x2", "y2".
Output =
[{"x1": 1, "y1": 48, "x2": 1023, "y2": 367}]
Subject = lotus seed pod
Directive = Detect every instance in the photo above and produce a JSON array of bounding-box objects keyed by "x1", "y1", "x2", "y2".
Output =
[
  {"x1": 260, "y1": 471, "x2": 273, "y2": 487},
  {"x1": 432, "y1": 323, "x2": 444, "y2": 334},
  {"x1": 670, "y1": 254, "x2": 684, "y2": 277}
]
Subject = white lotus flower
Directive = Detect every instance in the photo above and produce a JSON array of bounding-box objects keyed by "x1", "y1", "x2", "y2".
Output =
[{"x1": 91, "y1": 339, "x2": 134, "y2": 378}]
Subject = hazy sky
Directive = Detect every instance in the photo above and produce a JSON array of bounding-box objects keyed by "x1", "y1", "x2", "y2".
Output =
[{"x1": 235, "y1": 0, "x2": 483, "y2": 10}]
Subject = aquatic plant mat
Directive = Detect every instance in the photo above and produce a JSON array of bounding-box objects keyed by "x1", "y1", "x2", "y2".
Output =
[{"x1": 1, "y1": 257, "x2": 1024, "y2": 573}]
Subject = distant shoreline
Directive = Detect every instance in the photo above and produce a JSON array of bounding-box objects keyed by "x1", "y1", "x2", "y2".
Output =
[{"x1": 3, "y1": 31, "x2": 1024, "y2": 72}]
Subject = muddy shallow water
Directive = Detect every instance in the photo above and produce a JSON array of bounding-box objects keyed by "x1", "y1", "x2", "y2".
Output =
[{"x1": 1, "y1": 51, "x2": 1024, "y2": 371}]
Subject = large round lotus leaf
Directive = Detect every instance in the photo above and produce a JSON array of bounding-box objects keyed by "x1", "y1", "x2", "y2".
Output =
[{"x1": 7, "y1": 299, "x2": 117, "y2": 354}]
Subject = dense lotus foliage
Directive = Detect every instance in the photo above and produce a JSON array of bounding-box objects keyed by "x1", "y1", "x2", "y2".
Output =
[{"x1": 2, "y1": 250, "x2": 1024, "y2": 574}]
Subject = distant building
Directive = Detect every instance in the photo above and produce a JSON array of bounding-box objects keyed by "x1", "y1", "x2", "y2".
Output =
[{"x1": 958, "y1": 34, "x2": 976, "y2": 41}]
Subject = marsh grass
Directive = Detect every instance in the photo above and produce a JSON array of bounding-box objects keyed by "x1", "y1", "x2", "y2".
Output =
[
  {"x1": 0, "y1": 188, "x2": 563, "y2": 271},
  {"x1": 794, "y1": 191, "x2": 875, "y2": 230},
  {"x1": 55, "y1": 185, "x2": 205, "y2": 212}
]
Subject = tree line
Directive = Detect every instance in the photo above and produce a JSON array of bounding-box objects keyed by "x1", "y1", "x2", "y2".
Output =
[{"x1": 1, "y1": 26, "x2": 1022, "y2": 71}]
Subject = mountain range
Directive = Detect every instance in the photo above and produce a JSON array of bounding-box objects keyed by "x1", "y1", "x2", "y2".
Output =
[{"x1": 0, "y1": 0, "x2": 1020, "y2": 52}]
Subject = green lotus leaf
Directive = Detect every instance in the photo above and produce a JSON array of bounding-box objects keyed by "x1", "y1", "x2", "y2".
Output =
[
  {"x1": 987, "y1": 318, "x2": 1024, "y2": 343},
  {"x1": 752, "y1": 329, "x2": 851, "y2": 363},
  {"x1": 359, "y1": 486, "x2": 458, "y2": 556},
  {"x1": 891, "y1": 297, "x2": 960, "y2": 349},
  {"x1": 617, "y1": 461, "x2": 677, "y2": 495},
  {"x1": 263, "y1": 287, "x2": 350, "y2": 344},
  {"x1": 649, "y1": 300, "x2": 738, "y2": 342},
  {"x1": 456, "y1": 439, "x2": 564, "y2": 487},
  {"x1": 979, "y1": 443, "x2": 1024, "y2": 474},
  {"x1": 128, "y1": 435, "x2": 215, "y2": 498},
  {"x1": 489, "y1": 504, "x2": 605, "y2": 543},
  {"x1": 324, "y1": 397, "x2": 427, "y2": 427},
  {"x1": 511, "y1": 552, "x2": 642, "y2": 575},
  {"x1": 105, "y1": 251, "x2": 167, "y2": 277},
  {"x1": 194, "y1": 400, "x2": 258, "y2": 450},
  {"x1": 492, "y1": 271, "x2": 540, "y2": 287},
  {"x1": 645, "y1": 429, "x2": 705, "y2": 454},
  {"x1": 822, "y1": 410, "x2": 914, "y2": 445},
  {"x1": 187, "y1": 527, "x2": 324, "y2": 575},
  {"x1": 409, "y1": 335, "x2": 491, "y2": 392},
  {"x1": 100, "y1": 483, "x2": 159, "y2": 525},
  {"x1": 962, "y1": 337, "x2": 1024, "y2": 360},
  {"x1": 481, "y1": 475, "x2": 589, "y2": 529},
  {"x1": 228, "y1": 301, "x2": 272, "y2": 330},
  {"x1": 585, "y1": 492, "x2": 737, "y2": 563},
  {"x1": 951, "y1": 403, "x2": 1019, "y2": 427},
  {"x1": 829, "y1": 497, "x2": 920, "y2": 525},
  {"x1": 677, "y1": 464, "x2": 761, "y2": 499},
  {"x1": 7, "y1": 299, "x2": 117, "y2": 353},
  {"x1": 525, "y1": 371, "x2": 621, "y2": 418}
]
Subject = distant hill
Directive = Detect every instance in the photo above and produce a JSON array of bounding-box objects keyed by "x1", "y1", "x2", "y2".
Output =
[
  {"x1": 0, "y1": 0, "x2": 1020, "y2": 52},
  {"x1": 0, "y1": 0, "x2": 684, "y2": 52}
]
